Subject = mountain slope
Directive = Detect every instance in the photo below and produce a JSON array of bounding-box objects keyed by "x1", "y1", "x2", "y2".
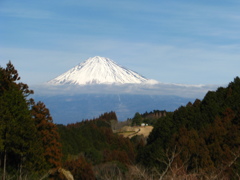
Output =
[{"x1": 48, "y1": 56, "x2": 148, "y2": 85}]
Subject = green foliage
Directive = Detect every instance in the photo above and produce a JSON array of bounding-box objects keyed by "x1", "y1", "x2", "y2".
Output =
[
  {"x1": 0, "y1": 62, "x2": 62, "y2": 178},
  {"x1": 130, "y1": 110, "x2": 167, "y2": 126},
  {"x1": 131, "y1": 112, "x2": 143, "y2": 126},
  {"x1": 137, "y1": 139, "x2": 166, "y2": 170},
  {"x1": 147, "y1": 113, "x2": 174, "y2": 148},
  {"x1": 58, "y1": 112, "x2": 136, "y2": 167},
  {"x1": 137, "y1": 77, "x2": 240, "y2": 178}
]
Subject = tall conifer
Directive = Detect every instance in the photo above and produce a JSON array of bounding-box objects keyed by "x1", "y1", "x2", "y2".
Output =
[{"x1": 0, "y1": 62, "x2": 45, "y2": 179}]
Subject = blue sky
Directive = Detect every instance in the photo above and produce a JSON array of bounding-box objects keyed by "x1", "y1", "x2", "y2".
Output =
[{"x1": 1, "y1": 0, "x2": 240, "y2": 86}]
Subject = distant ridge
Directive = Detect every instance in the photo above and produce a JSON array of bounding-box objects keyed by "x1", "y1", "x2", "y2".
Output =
[{"x1": 48, "y1": 56, "x2": 148, "y2": 85}]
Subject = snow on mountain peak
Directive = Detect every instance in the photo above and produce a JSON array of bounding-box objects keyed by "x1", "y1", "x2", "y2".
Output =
[{"x1": 48, "y1": 56, "x2": 148, "y2": 85}]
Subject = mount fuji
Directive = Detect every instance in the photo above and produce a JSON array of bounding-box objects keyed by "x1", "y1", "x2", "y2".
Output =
[
  {"x1": 36, "y1": 56, "x2": 215, "y2": 124},
  {"x1": 48, "y1": 56, "x2": 149, "y2": 85}
]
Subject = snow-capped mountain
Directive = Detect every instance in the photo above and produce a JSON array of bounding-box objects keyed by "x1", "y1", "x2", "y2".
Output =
[{"x1": 48, "y1": 56, "x2": 148, "y2": 85}]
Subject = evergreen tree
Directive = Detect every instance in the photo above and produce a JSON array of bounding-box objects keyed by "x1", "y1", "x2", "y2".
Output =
[
  {"x1": 0, "y1": 62, "x2": 45, "y2": 179},
  {"x1": 131, "y1": 112, "x2": 143, "y2": 126}
]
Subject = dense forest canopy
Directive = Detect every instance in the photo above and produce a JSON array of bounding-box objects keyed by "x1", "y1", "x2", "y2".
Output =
[{"x1": 137, "y1": 77, "x2": 240, "y2": 179}]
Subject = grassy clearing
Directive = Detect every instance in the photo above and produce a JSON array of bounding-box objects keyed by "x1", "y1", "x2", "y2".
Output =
[
  {"x1": 115, "y1": 126, "x2": 153, "y2": 138},
  {"x1": 117, "y1": 131, "x2": 136, "y2": 136}
]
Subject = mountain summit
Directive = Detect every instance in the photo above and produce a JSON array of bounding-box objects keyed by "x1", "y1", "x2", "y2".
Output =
[{"x1": 48, "y1": 56, "x2": 148, "y2": 85}]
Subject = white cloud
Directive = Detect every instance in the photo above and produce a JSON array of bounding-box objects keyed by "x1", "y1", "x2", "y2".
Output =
[{"x1": 32, "y1": 82, "x2": 220, "y2": 99}]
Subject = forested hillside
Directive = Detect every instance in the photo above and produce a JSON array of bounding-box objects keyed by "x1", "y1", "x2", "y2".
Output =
[
  {"x1": 137, "y1": 77, "x2": 240, "y2": 179},
  {"x1": 57, "y1": 112, "x2": 136, "y2": 179}
]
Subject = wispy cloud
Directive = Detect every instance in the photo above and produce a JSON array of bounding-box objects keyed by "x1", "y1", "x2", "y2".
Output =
[{"x1": 0, "y1": 6, "x2": 55, "y2": 20}]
